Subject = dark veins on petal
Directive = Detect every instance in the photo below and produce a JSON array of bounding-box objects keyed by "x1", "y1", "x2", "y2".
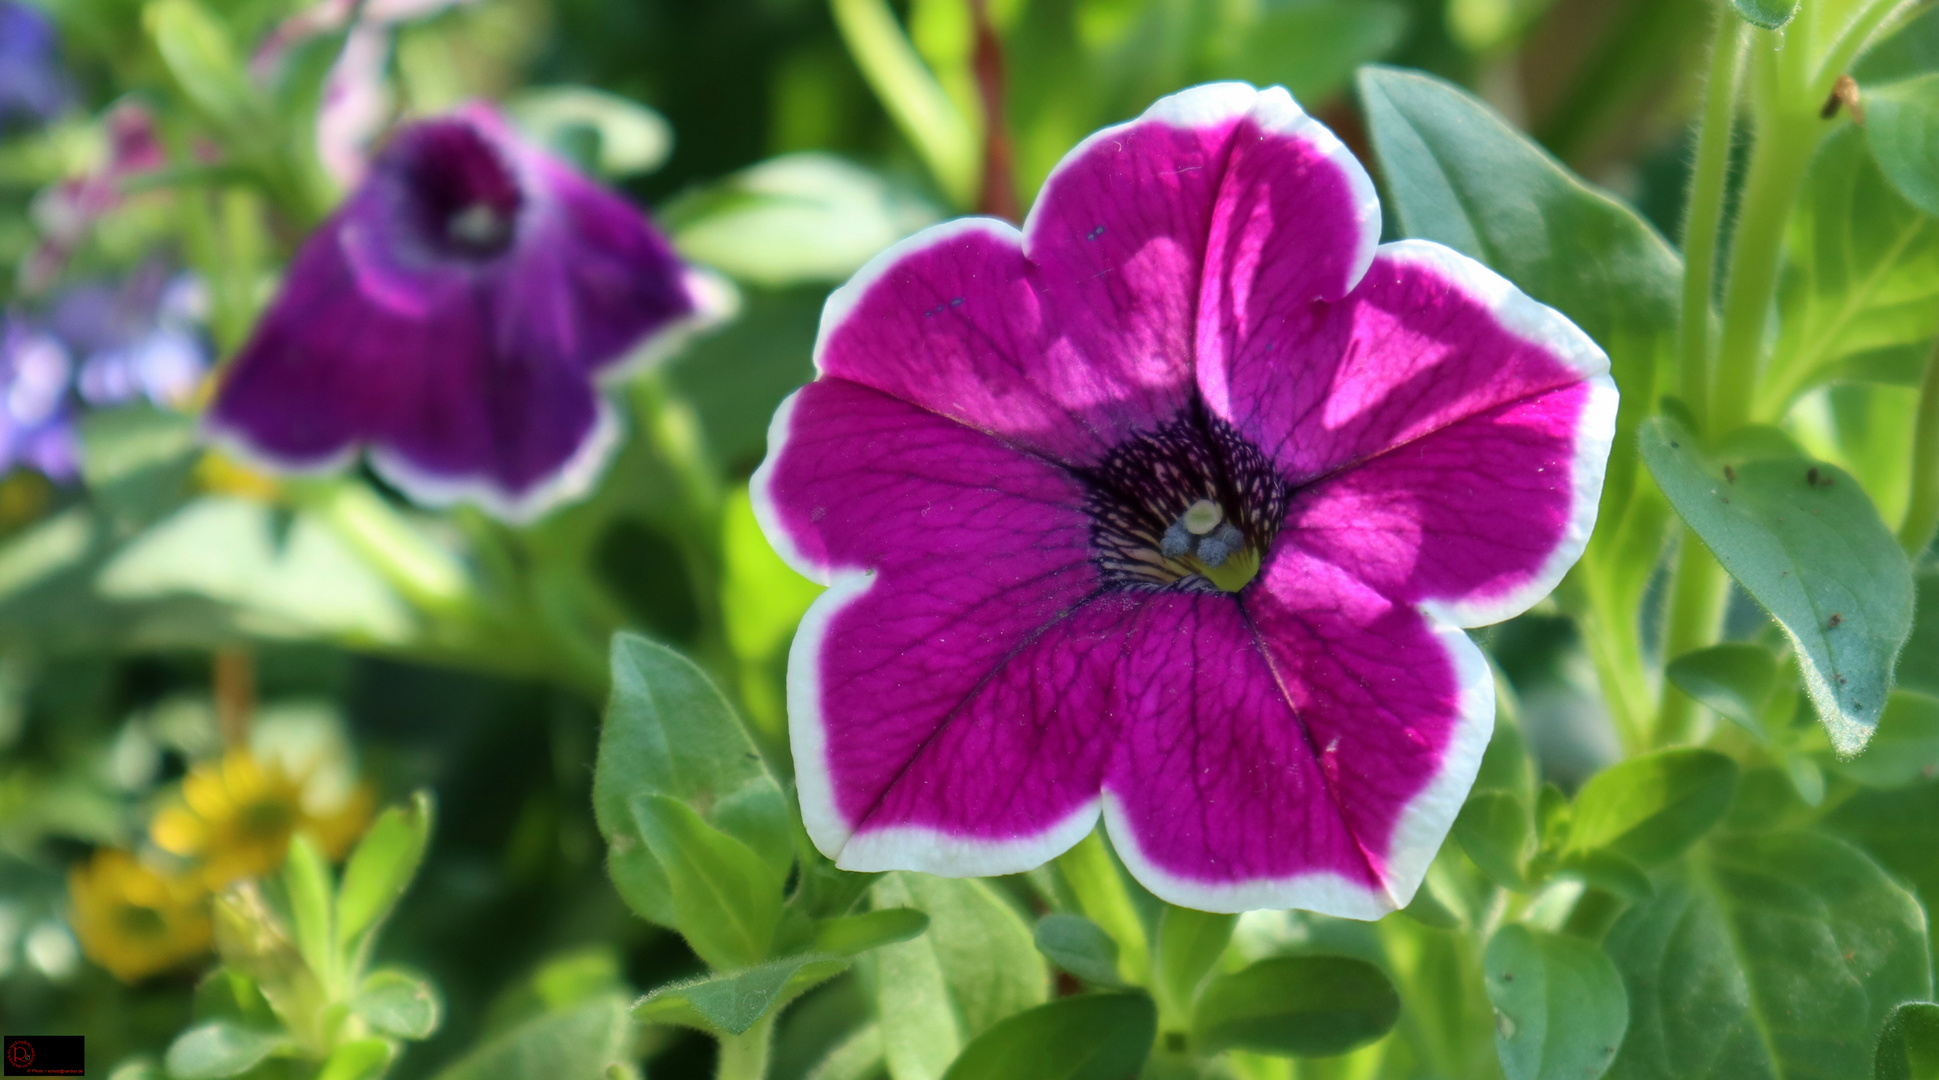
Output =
[{"x1": 1076, "y1": 403, "x2": 1287, "y2": 592}]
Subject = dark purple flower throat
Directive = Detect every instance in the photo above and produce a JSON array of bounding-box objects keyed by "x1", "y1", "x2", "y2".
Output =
[{"x1": 387, "y1": 120, "x2": 524, "y2": 260}]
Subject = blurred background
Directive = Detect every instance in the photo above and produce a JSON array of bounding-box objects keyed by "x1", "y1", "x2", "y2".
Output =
[{"x1": 0, "y1": 0, "x2": 1724, "y2": 1075}]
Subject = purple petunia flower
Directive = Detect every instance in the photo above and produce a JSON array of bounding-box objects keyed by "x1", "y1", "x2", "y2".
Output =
[
  {"x1": 207, "y1": 104, "x2": 709, "y2": 521},
  {"x1": 51, "y1": 264, "x2": 210, "y2": 408},
  {"x1": 0, "y1": 1, "x2": 69, "y2": 132},
  {"x1": 0, "y1": 318, "x2": 79, "y2": 481},
  {"x1": 753, "y1": 83, "x2": 1618, "y2": 916}
]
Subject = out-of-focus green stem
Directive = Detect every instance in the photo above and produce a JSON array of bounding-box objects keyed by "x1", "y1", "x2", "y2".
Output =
[
  {"x1": 1054, "y1": 830, "x2": 1151, "y2": 986},
  {"x1": 1678, "y1": 16, "x2": 1746, "y2": 428},
  {"x1": 1656, "y1": 538, "x2": 1729, "y2": 745},
  {"x1": 1708, "y1": 103, "x2": 1816, "y2": 436},
  {"x1": 1899, "y1": 341, "x2": 1939, "y2": 557},
  {"x1": 829, "y1": 0, "x2": 979, "y2": 208},
  {"x1": 632, "y1": 372, "x2": 735, "y2": 681},
  {"x1": 306, "y1": 481, "x2": 476, "y2": 620}
]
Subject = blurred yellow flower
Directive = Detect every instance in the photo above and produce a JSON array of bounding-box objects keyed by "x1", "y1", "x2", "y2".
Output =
[
  {"x1": 67, "y1": 849, "x2": 211, "y2": 983},
  {"x1": 151, "y1": 748, "x2": 374, "y2": 888}
]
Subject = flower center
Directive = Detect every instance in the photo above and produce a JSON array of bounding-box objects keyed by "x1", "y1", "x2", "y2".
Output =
[
  {"x1": 1079, "y1": 410, "x2": 1287, "y2": 593},
  {"x1": 390, "y1": 120, "x2": 525, "y2": 260}
]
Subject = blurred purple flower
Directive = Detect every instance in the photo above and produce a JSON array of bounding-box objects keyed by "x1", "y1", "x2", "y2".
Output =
[
  {"x1": 0, "y1": 318, "x2": 78, "y2": 481},
  {"x1": 50, "y1": 263, "x2": 210, "y2": 408},
  {"x1": 0, "y1": 1, "x2": 69, "y2": 132},
  {"x1": 208, "y1": 104, "x2": 711, "y2": 521}
]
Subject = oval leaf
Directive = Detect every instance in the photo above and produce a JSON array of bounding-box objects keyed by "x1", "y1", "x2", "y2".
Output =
[
  {"x1": 1567, "y1": 747, "x2": 1737, "y2": 869},
  {"x1": 1834, "y1": 691, "x2": 1939, "y2": 789},
  {"x1": 1486, "y1": 925, "x2": 1628, "y2": 1080},
  {"x1": 1456, "y1": 791, "x2": 1535, "y2": 889},
  {"x1": 941, "y1": 994, "x2": 1157, "y2": 1080},
  {"x1": 1731, "y1": 0, "x2": 1798, "y2": 30},
  {"x1": 1194, "y1": 955, "x2": 1400, "y2": 1058},
  {"x1": 630, "y1": 794, "x2": 784, "y2": 971},
  {"x1": 814, "y1": 908, "x2": 930, "y2": 957},
  {"x1": 1640, "y1": 417, "x2": 1914, "y2": 755},
  {"x1": 352, "y1": 969, "x2": 442, "y2": 1041},
  {"x1": 163, "y1": 1023, "x2": 284, "y2": 1080},
  {"x1": 1666, "y1": 643, "x2": 1778, "y2": 733},
  {"x1": 1605, "y1": 831, "x2": 1931, "y2": 1079},
  {"x1": 1867, "y1": 74, "x2": 1939, "y2": 217}
]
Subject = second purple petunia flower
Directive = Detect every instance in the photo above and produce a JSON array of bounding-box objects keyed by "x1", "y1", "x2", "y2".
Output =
[
  {"x1": 754, "y1": 83, "x2": 1617, "y2": 917},
  {"x1": 208, "y1": 104, "x2": 710, "y2": 521}
]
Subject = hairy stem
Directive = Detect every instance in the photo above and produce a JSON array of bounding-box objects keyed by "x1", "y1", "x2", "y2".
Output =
[
  {"x1": 1899, "y1": 340, "x2": 1939, "y2": 557},
  {"x1": 716, "y1": 1012, "x2": 775, "y2": 1080},
  {"x1": 1678, "y1": 16, "x2": 1747, "y2": 428}
]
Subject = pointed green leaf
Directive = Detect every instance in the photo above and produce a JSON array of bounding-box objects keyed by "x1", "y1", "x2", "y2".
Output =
[
  {"x1": 143, "y1": 0, "x2": 261, "y2": 135},
  {"x1": 1033, "y1": 914, "x2": 1125, "y2": 988},
  {"x1": 814, "y1": 908, "x2": 929, "y2": 957},
  {"x1": 1641, "y1": 417, "x2": 1914, "y2": 755},
  {"x1": 941, "y1": 994, "x2": 1157, "y2": 1080},
  {"x1": 280, "y1": 832, "x2": 334, "y2": 991},
  {"x1": 1567, "y1": 748, "x2": 1736, "y2": 868},
  {"x1": 594, "y1": 635, "x2": 790, "y2": 929},
  {"x1": 336, "y1": 791, "x2": 433, "y2": 957},
  {"x1": 1486, "y1": 925, "x2": 1628, "y2": 1080},
  {"x1": 1456, "y1": 792, "x2": 1535, "y2": 889},
  {"x1": 1834, "y1": 691, "x2": 1939, "y2": 788},
  {"x1": 1867, "y1": 74, "x2": 1939, "y2": 217},
  {"x1": 630, "y1": 794, "x2": 784, "y2": 971},
  {"x1": 1604, "y1": 831, "x2": 1931, "y2": 1079},
  {"x1": 1194, "y1": 955, "x2": 1400, "y2": 1058},
  {"x1": 633, "y1": 954, "x2": 849, "y2": 1035},
  {"x1": 1876, "y1": 1001, "x2": 1939, "y2": 1080},
  {"x1": 315, "y1": 1038, "x2": 393, "y2": 1080}
]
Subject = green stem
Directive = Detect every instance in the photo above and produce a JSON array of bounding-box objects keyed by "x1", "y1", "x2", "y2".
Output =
[
  {"x1": 1708, "y1": 102, "x2": 1817, "y2": 436},
  {"x1": 1054, "y1": 830, "x2": 1151, "y2": 985},
  {"x1": 715, "y1": 1012, "x2": 775, "y2": 1080},
  {"x1": 1656, "y1": 537, "x2": 1730, "y2": 745},
  {"x1": 1678, "y1": 16, "x2": 1747, "y2": 427},
  {"x1": 632, "y1": 373, "x2": 737, "y2": 681},
  {"x1": 303, "y1": 481, "x2": 478, "y2": 620},
  {"x1": 1898, "y1": 340, "x2": 1939, "y2": 557}
]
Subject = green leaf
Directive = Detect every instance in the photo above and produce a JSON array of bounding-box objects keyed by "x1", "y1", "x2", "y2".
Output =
[
  {"x1": 162, "y1": 1022, "x2": 285, "y2": 1079},
  {"x1": 633, "y1": 954, "x2": 848, "y2": 1035},
  {"x1": 1486, "y1": 925, "x2": 1628, "y2": 1080},
  {"x1": 1194, "y1": 955, "x2": 1401, "y2": 1058},
  {"x1": 1567, "y1": 747, "x2": 1737, "y2": 869},
  {"x1": 1033, "y1": 914, "x2": 1125, "y2": 988},
  {"x1": 1154, "y1": 907, "x2": 1236, "y2": 1018},
  {"x1": 1550, "y1": 850, "x2": 1654, "y2": 902},
  {"x1": 1731, "y1": 0, "x2": 1799, "y2": 30},
  {"x1": 669, "y1": 153, "x2": 939, "y2": 287},
  {"x1": 336, "y1": 792, "x2": 432, "y2": 960},
  {"x1": 1833, "y1": 691, "x2": 1939, "y2": 788},
  {"x1": 505, "y1": 86, "x2": 671, "y2": 178},
  {"x1": 429, "y1": 997, "x2": 634, "y2": 1080},
  {"x1": 352, "y1": 968, "x2": 442, "y2": 1040},
  {"x1": 869, "y1": 873, "x2": 1048, "y2": 1080},
  {"x1": 280, "y1": 832, "x2": 334, "y2": 993},
  {"x1": 1876, "y1": 1002, "x2": 1939, "y2": 1080},
  {"x1": 1666, "y1": 644, "x2": 1779, "y2": 734},
  {"x1": 629, "y1": 794, "x2": 784, "y2": 971},
  {"x1": 940, "y1": 994, "x2": 1157, "y2": 1080},
  {"x1": 1766, "y1": 126, "x2": 1939, "y2": 411},
  {"x1": 78, "y1": 406, "x2": 199, "y2": 526},
  {"x1": 1604, "y1": 831, "x2": 1932, "y2": 1079},
  {"x1": 1456, "y1": 792, "x2": 1535, "y2": 889},
  {"x1": 1357, "y1": 65, "x2": 1680, "y2": 545},
  {"x1": 314, "y1": 1038, "x2": 393, "y2": 1080},
  {"x1": 594, "y1": 634, "x2": 791, "y2": 929},
  {"x1": 814, "y1": 908, "x2": 930, "y2": 956},
  {"x1": 1210, "y1": 1, "x2": 1408, "y2": 104},
  {"x1": 1901, "y1": 571, "x2": 1939, "y2": 698},
  {"x1": 720, "y1": 485, "x2": 824, "y2": 663},
  {"x1": 1640, "y1": 417, "x2": 1915, "y2": 755},
  {"x1": 1867, "y1": 74, "x2": 1939, "y2": 217},
  {"x1": 142, "y1": 0, "x2": 261, "y2": 135}
]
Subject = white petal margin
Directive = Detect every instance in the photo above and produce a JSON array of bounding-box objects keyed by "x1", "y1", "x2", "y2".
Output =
[
  {"x1": 365, "y1": 400, "x2": 624, "y2": 526},
  {"x1": 1103, "y1": 615, "x2": 1494, "y2": 918},
  {"x1": 1377, "y1": 238, "x2": 1619, "y2": 630},
  {"x1": 781, "y1": 562, "x2": 1105, "y2": 875},
  {"x1": 1025, "y1": 81, "x2": 1381, "y2": 304}
]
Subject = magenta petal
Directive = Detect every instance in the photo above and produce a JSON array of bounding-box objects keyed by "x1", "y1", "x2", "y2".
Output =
[
  {"x1": 1201, "y1": 240, "x2": 1608, "y2": 487},
  {"x1": 815, "y1": 84, "x2": 1378, "y2": 466},
  {"x1": 1102, "y1": 553, "x2": 1492, "y2": 916},
  {"x1": 754, "y1": 378, "x2": 1111, "y2": 871},
  {"x1": 1286, "y1": 375, "x2": 1617, "y2": 627}
]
